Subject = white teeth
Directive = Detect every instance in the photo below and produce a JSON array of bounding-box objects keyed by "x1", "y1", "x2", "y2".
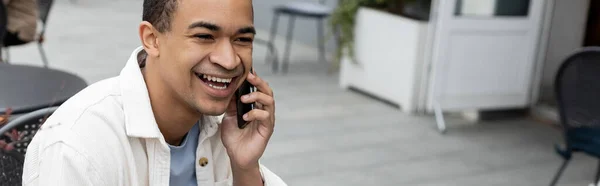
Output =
[
  {"x1": 208, "y1": 83, "x2": 227, "y2": 90},
  {"x1": 201, "y1": 74, "x2": 233, "y2": 84}
]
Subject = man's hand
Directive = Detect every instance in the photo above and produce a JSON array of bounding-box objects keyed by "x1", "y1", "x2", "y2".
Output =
[{"x1": 221, "y1": 71, "x2": 275, "y2": 186}]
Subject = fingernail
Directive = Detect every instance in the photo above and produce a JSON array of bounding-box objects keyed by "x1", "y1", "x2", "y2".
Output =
[
  {"x1": 248, "y1": 73, "x2": 255, "y2": 78},
  {"x1": 241, "y1": 95, "x2": 249, "y2": 100},
  {"x1": 243, "y1": 113, "x2": 249, "y2": 120}
]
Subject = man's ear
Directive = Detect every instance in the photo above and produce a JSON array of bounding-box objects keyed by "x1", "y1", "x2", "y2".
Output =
[{"x1": 139, "y1": 21, "x2": 160, "y2": 57}]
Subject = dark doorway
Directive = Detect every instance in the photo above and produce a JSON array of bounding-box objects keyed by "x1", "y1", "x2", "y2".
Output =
[{"x1": 584, "y1": 0, "x2": 600, "y2": 46}]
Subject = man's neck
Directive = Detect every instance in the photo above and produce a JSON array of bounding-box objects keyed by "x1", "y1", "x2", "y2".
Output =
[{"x1": 141, "y1": 55, "x2": 200, "y2": 146}]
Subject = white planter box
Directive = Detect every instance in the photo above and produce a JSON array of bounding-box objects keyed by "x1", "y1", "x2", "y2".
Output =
[{"x1": 339, "y1": 7, "x2": 429, "y2": 113}]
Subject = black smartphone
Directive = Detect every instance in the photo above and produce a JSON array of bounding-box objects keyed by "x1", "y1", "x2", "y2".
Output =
[{"x1": 236, "y1": 71, "x2": 256, "y2": 129}]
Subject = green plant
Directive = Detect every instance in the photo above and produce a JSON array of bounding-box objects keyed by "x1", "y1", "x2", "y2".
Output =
[{"x1": 328, "y1": 0, "x2": 418, "y2": 67}]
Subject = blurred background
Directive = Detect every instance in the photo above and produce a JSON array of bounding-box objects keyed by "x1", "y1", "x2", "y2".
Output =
[{"x1": 3, "y1": 0, "x2": 600, "y2": 185}]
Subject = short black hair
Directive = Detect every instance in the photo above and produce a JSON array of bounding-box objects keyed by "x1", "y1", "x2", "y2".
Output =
[{"x1": 142, "y1": 0, "x2": 178, "y2": 33}]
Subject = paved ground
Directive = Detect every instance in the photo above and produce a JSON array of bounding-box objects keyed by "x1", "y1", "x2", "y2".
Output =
[{"x1": 6, "y1": 0, "x2": 599, "y2": 185}]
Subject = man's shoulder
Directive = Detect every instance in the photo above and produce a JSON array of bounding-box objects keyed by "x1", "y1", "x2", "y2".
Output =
[
  {"x1": 23, "y1": 76, "x2": 134, "y2": 185},
  {"x1": 49, "y1": 76, "x2": 123, "y2": 125},
  {"x1": 33, "y1": 76, "x2": 127, "y2": 148}
]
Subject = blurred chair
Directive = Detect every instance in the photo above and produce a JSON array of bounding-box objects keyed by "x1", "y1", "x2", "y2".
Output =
[
  {"x1": 254, "y1": 38, "x2": 279, "y2": 72},
  {"x1": 267, "y1": 0, "x2": 332, "y2": 73},
  {"x1": 3, "y1": 0, "x2": 54, "y2": 68},
  {"x1": 549, "y1": 47, "x2": 600, "y2": 186},
  {"x1": 0, "y1": 106, "x2": 57, "y2": 155},
  {"x1": 0, "y1": 149, "x2": 24, "y2": 186}
]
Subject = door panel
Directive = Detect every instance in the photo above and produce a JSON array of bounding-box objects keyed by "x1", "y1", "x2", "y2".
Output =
[{"x1": 428, "y1": 0, "x2": 546, "y2": 111}]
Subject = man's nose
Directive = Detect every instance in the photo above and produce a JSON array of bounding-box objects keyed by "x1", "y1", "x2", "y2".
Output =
[{"x1": 209, "y1": 40, "x2": 240, "y2": 70}]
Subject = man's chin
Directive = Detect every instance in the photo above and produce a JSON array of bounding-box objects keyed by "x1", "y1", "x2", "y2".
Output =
[
  {"x1": 202, "y1": 111, "x2": 226, "y2": 116},
  {"x1": 195, "y1": 104, "x2": 230, "y2": 116},
  {"x1": 196, "y1": 107, "x2": 227, "y2": 116},
  {"x1": 192, "y1": 98, "x2": 234, "y2": 116}
]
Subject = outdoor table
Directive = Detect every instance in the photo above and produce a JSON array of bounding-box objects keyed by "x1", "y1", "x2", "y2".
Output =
[{"x1": 0, "y1": 63, "x2": 88, "y2": 115}]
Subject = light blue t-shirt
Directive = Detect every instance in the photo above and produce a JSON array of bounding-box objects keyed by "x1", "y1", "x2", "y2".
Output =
[{"x1": 168, "y1": 123, "x2": 200, "y2": 186}]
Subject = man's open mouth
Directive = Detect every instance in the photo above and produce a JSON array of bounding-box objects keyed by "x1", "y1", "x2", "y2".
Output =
[{"x1": 195, "y1": 73, "x2": 235, "y2": 90}]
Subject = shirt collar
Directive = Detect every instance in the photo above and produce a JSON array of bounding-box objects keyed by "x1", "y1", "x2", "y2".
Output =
[{"x1": 119, "y1": 47, "x2": 224, "y2": 138}]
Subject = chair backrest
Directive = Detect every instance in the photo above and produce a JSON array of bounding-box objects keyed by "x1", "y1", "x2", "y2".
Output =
[
  {"x1": 0, "y1": 107, "x2": 57, "y2": 155},
  {"x1": 0, "y1": 149, "x2": 24, "y2": 186},
  {"x1": 37, "y1": 0, "x2": 54, "y2": 24},
  {"x1": 555, "y1": 47, "x2": 600, "y2": 131}
]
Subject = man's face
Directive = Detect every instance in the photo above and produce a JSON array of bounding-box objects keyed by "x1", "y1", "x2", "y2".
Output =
[{"x1": 155, "y1": 0, "x2": 254, "y2": 115}]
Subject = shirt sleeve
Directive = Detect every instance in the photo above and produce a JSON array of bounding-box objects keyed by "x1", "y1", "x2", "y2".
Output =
[
  {"x1": 23, "y1": 142, "x2": 107, "y2": 186},
  {"x1": 259, "y1": 164, "x2": 287, "y2": 186}
]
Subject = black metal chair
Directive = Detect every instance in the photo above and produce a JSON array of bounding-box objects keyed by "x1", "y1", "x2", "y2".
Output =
[
  {"x1": 267, "y1": 0, "x2": 332, "y2": 73},
  {"x1": 0, "y1": 106, "x2": 57, "y2": 155},
  {"x1": 0, "y1": 107, "x2": 55, "y2": 186},
  {"x1": 4, "y1": 0, "x2": 54, "y2": 68},
  {"x1": 0, "y1": 149, "x2": 24, "y2": 186},
  {"x1": 550, "y1": 47, "x2": 600, "y2": 186}
]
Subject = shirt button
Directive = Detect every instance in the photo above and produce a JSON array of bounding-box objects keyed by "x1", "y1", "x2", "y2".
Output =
[{"x1": 199, "y1": 157, "x2": 209, "y2": 167}]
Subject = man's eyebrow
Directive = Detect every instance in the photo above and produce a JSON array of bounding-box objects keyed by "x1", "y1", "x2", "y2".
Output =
[
  {"x1": 237, "y1": 26, "x2": 256, "y2": 35},
  {"x1": 188, "y1": 21, "x2": 220, "y2": 31}
]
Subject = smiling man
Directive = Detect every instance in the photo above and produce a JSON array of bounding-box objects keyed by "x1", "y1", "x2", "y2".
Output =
[{"x1": 21, "y1": 0, "x2": 286, "y2": 185}]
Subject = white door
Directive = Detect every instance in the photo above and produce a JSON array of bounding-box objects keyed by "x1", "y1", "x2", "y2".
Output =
[{"x1": 427, "y1": 0, "x2": 546, "y2": 112}]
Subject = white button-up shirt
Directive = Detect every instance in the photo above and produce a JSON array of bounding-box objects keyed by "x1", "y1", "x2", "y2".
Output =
[{"x1": 22, "y1": 47, "x2": 287, "y2": 186}]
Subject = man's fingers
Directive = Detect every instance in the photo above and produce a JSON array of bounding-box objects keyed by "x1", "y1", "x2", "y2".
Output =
[
  {"x1": 244, "y1": 72, "x2": 275, "y2": 112},
  {"x1": 240, "y1": 92, "x2": 274, "y2": 107},
  {"x1": 240, "y1": 71, "x2": 275, "y2": 131},
  {"x1": 242, "y1": 109, "x2": 270, "y2": 122},
  {"x1": 246, "y1": 72, "x2": 273, "y2": 96}
]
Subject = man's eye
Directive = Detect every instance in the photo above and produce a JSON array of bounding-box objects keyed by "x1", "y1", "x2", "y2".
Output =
[
  {"x1": 195, "y1": 34, "x2": 214, "y2": 40},
  {"x1": 236, "y1": 37, "x2": 253, "y2": 43}
]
